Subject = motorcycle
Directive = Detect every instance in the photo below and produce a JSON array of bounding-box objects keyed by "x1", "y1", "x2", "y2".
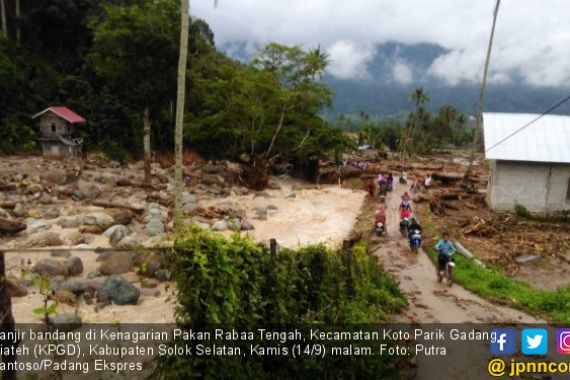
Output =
[
  {"x1": 374, "y1": 222, "x2": 385, "y2": 236},
  {"x1": 399, "y1": 217, "x2": 411, "y2": 238},
  {"x1": 437, "y1": 255, "x2": 455, "y2": 287},
  {"x1": 378, "y1": 182, "x2": 387, "y2": 203},
  {"x1": 399, "y1": 176, "x2": 407, "y2": 184},
  {"x1": 408, "y1": 229, "x2": 422, "y2": 254}
]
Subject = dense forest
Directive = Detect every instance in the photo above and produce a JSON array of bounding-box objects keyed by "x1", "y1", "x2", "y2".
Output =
[
  {"x1": 0, "y1": 0, "x2": 349, "y2": 165},
  {"x1": 0, "y1": 0, "x2": 477, "y2": 165}
]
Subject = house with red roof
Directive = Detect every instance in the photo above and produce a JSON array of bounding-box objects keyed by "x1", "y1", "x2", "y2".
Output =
[{"x1": 32, "y1": 106, "x2": 86, "y2": 159}]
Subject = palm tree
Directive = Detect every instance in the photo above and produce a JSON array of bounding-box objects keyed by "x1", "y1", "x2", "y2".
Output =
[
  {"x1": 173, "y1": 0, "x2": 190, "y2": 224},
  {"x1": 410, "y1": 87, "x2": 430, "y2": 109},
  {"x1": 400, "y1": 87, "x2": 430, "y2": 157}
]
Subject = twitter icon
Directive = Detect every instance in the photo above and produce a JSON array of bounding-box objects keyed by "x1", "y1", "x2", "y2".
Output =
[{"x1": 522, "y1": 329, "x2": 548, "y2": 355}]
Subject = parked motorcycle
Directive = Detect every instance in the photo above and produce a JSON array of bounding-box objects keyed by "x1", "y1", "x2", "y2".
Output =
[{"x1": 408, "y1": 229, "x2": 422, "y2": 254}]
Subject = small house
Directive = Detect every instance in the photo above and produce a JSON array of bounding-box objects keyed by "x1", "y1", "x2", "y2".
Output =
[
  {"x1": 483, "y1": 112, "x2": 570, "y2": 212},
  {"x1": 32, "y1": 106, "x2": 85, "y2": 159}
]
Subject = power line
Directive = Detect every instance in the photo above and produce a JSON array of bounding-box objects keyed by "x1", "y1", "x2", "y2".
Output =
[{"x1": 484, "y1": 94, "x2": 570, "y2": 154}]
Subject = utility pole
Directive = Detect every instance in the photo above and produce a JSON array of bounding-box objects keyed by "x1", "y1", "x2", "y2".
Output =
[
  {"x1": 465, "y1": 0, "x2": 501, "y2": 181},
  {"x1": 174, "y1": 0, "x2": 190, "y2": 225}
]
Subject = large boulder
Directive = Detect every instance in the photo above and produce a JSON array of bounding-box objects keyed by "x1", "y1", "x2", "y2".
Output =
[
  {"x1": 13, "y1": 203, "x2": 25, "y2": 217},
  {"x1": 66, "y1": 257, "x2": 83, "y2": 276},
  {"x1": 56, "y1": 279, "x2": 87, "y2": 295},
  {"x1": 145, "y1": 218, "x2": 165, "y2": 236},
  {"x1": 32, "y1": 258, "x2": 68, "y2": 277},
  {"x1": 26, "y1": 219, "x2": 52, "y2": 235},
  {"x1": 211, "y1": 220, "x2": 228, "y2": 231},
  {"x1": 99, "y1": 251, "x2": 134, "y2": 275},
  {"x1": 77, "y1": 180, "x2": 101, "y2": 200},
  {"x1": 82, "y1": 213, "x2": 115, "y2": 231},
  {"x1": 6, "y1": 276, "x2": 28, "y2": 297},
  {"x1": 116, "y1": 236, "x2": 141, "y2": 250},
  {"x1": 57, "y1": 217, "x2": 81, "y2": 229},
  {"x1": 48, "y1": 313, "x2": 82, "y2": 330},
  {"x1": 240, "y1": 221, "x2": 255, "y2": 231},
  {"x1": 99, "y1": 275, "x2": 140, "y2": 305},
  {"x1": 42, "y1": 169, "x2": 67, "y2": 185},
  {"x1": 0, "y1": 207, "x2": 11, "y2": 219},
  {"x1": 103, "y1": 225, "x2": 130, "y2": 247},
  {"x1": 26, "y1": 231, "x2": 63, "y2": 247},
  {"x1": 182, "y1": 193, "x2": 198, "y2": 204},
  {"x1": 107, "y1": 209, "x2": 134, "y2": 225}
]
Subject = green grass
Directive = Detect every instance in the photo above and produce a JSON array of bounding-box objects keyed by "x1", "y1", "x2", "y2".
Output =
[
  {"x1": 419, "y1": 205, "x2": 570, "y2": 323},
  {"x1": 515, "y1": 203, "x2": 570, "y2": 224}
]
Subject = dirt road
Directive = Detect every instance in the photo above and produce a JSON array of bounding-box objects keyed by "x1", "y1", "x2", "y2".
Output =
[{"x1": 373, "y1": 182, "x2": 542, "y2": 324}]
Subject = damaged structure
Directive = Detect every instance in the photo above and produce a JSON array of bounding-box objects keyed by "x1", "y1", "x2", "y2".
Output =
[
  {"x1": 33, "y1": 106, "x2": 85, "y2": 159},
  {"x1": 483, "y1": 112, "x2": 570, "y2": 212}
]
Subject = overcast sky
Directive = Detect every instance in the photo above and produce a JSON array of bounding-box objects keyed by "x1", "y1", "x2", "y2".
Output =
[{"x1": 191, "y1": 0, "x2": 570, "y2": 87}]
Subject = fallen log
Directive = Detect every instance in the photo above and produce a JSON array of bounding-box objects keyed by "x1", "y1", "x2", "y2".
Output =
[
  {"x1": 436, "y1": 191, "x2": 462, "y2": 200},
  {"x1": 92, "y1": 200, "x2": 145, "y2": 213},
  {"x1": 0, "y1": 183, "x2": 17, "y2": 192},
  {"x1": 454, "y1": 241, "x2": 486, "y2": 268},
  {"x1": 441, "y1": 201, "x2": 460, "y2": 211},
  {"x1": 0, "y1": 201, "x2": 16, "y2": 209},
  {"x1": 0, "y1": 218, "x2": 26, "y2": 234}
]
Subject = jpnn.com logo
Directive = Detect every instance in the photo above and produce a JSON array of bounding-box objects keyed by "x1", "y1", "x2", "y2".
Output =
[{"x1": 490, "y1": 329, "x2": 516, "y2": 355}]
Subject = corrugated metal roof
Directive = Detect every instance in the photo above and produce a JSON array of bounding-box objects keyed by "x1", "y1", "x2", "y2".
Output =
[
  {"x1": 32, "y1": 106, "x2": 86, "y2": 124},
  {"x1": 483, "y1": 112, "x2": 570, "y2": 164}
]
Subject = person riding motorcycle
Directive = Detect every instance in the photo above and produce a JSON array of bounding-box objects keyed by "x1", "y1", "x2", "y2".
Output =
[
  {"x1": 386, "y1": 174, "x2": 394, "y2": 191},
  {"x1": 399, "y1": 198, "x2": 412, "y2": 219},
  {"x1": 374, "y1": 206, "x2": 387, "y2": 233},
  {"x1": 435, "y1": 232, "x2": 456, "y2": 274}
]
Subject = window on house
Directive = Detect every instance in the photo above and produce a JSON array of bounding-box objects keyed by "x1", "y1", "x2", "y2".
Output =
[{"x1": 51, "y1": 124, "x2": 56, "y2": 133}]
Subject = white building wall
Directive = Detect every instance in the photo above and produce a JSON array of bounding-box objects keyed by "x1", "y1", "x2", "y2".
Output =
[{"x1": 489, "y1": 160, "x2": 570, "y2": 212}]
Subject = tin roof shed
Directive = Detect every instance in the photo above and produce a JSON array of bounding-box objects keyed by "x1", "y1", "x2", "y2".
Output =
[{"x1": 483, "y1": 112, "x2": 570, "y2": 164}]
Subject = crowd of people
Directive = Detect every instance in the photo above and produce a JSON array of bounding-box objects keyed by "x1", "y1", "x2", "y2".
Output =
[{"x1": 369, "y1": 170, "x2": 455, "y2": 283}]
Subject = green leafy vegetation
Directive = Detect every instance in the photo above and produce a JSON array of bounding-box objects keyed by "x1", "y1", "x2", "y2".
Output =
[
  {"x1": 152, "y1": 226, "x2": 407, "y2": 379},
  {"x1": 0, "y1": 0, "x2": 348, "y2": 164},
  {"x1": 515, "y1": 204, "x2": 570, "y2": 224},
  {"x1": 420, "y1": 206, "x2": 570, "y2": 323},
  {"x1": 333, "y1": 90, "x2": 472, "y2": 155}
]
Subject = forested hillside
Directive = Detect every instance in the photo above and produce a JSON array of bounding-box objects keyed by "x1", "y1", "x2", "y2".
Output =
[{"x1": 0, "y1": 0, "x2": 348, "y2": 164}]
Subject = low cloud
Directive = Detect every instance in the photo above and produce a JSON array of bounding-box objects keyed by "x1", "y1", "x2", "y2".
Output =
[
  {"x1": 326, "y1": 40, "x2": 375, "y2": 80},
  {"x1": 392, "y1": 59, "x2": 414, "y2": 84},
  {"x1": 192, "y1": 0, "x2": 570, "y2": 87}
]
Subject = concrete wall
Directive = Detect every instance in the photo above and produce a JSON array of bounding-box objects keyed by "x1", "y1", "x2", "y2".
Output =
[
  {"x1": 41, "y1": 141, "x2": 77, "y2": 159},
  {"x1": 488, "y1": 160, "x2": 570, "y2": 212}
]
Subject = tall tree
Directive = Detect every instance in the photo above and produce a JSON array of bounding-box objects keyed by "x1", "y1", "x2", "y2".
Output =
[
  {"x1": 252, "y1": 43, "x2": 331, "y2": 162},
  {"x1": 174, "y1": 0, "x2": 189, "y2": 223},
  {"x1": 399, "y1": 87, "x2": 430, "y2": 157},
  {"x1": 0, "y1": 0, "x2": 7, "y2": 39},
  {"x1": 88, "y1": 0, "x2": 180, "y2": 184}
]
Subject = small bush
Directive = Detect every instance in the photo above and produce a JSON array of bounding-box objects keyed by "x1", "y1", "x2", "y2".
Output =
[
  {"x1": 514, "y1": 204, "x2": 531, "y2": 218},
  {"x1": 152, "y1": 226, "x2": 408, "y2": 379},
  {"x1": 100, "y1": 139, "x2": 131, "y2": 163}
]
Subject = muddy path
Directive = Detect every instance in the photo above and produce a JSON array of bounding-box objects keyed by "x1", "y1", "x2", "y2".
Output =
[{"x1": 372, "y1": 182, "x2": 542, "y2": 324}]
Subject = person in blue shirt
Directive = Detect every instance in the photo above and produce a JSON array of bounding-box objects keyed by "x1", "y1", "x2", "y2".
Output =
[{"x1": 435, "y1": 232, "x2": 455, "y2": 273}]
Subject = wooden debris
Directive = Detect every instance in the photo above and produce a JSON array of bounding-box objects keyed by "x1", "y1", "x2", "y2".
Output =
[
  {"x1": 0, "y1": 218, "x2": 26, "y2": 234},
  {"x1": 92, "y1": 200, "x2": 145, "y2": 213},
  {"x1": 0, "y1": 183, "x2": 17, "y2": 192}
]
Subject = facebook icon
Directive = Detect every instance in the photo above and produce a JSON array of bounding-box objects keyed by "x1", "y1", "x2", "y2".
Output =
[{"x1": 490, "y1": 328, "x2": 517, "y2": 355}]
